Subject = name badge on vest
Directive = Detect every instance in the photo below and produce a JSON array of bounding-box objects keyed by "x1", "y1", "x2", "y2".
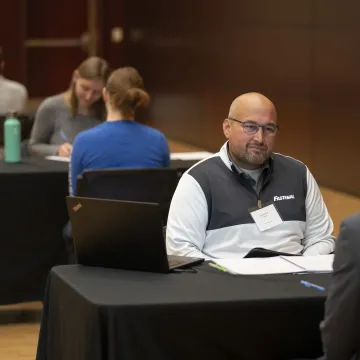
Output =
[{"x1": 250, "y1": 204, "x2": 283, "y2": 232}]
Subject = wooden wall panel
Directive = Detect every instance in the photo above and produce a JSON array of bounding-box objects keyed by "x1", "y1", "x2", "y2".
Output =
[
  {"x1": 111, "y1": 0, "x2": 315, "y2": 166},
  {"x1": 0, "y1": 0, "x2": 91, "y2": 97},
  {"x1": 0, "y1": 1, "x2": 27, "y2": 85},
  {"x1": 99, "y1": 0, "x2": 360, "y2": 196},
  {"x1": 311, "y1": 0, "x2": 360, "y2": 195},
  {"x1": 203, "y1": 0, "x2": 313, "y2": 25},
  {"x1": 26, "y1": 48, "x2": 86, "y2": 97},
  {"x1": 312, "y1": 29, "x2": 360, "y2": 106},
  {"x1": 26, "y1": 0, "x2": 90, "y2": 97},
  {"x1": 98, "y1": 0, "x2": 125, "y2": 68},
  {"x1": 314, "y1": 0, "x2": 360, "y2": 27},
  {"x1": 311, "y1": 104, "x2": 360, "y2": 196},
  {"x1": 26, "y1": 0, "x2": 88, "y2": 38}
]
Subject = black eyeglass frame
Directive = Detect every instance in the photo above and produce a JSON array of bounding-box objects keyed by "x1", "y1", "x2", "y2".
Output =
[{"x1": 227, "y1": 117, "x2": 280, "y2": 135}]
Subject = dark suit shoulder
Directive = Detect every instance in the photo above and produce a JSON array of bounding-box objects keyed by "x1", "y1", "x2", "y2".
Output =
[
  {"x1": 342, "y1": 213, "x2": 360, "y2": 232},
  {"x1": 337, "y1": 212, "x2": 360, "y2": 263}
]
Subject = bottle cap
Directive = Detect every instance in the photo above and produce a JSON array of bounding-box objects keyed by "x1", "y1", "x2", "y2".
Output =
[{"x1": 6, "y1": 110, "x2": 17, "y2": 118}]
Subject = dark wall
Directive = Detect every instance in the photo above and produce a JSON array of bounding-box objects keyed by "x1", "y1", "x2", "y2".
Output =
[
  {"x1": 0, "y1": 1, "x2": 27, "y2": 84},
  {"x1": 26, "y1": 0, "x2": 89, "y2": 96},
  {"x1": 1, "y1": 0, "x2": 91, "y2": 97},
  {"x1": 113, "y1": 0, "x2": 360, "y2": 197}
]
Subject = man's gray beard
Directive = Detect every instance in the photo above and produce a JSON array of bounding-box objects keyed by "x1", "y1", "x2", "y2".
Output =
[{"x1": 241, "y1": 149, "x2": 270, "y2": 165}]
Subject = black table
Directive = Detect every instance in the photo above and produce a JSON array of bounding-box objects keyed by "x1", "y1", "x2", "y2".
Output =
[
  {"x1": 0, "y1": 157, "x2": 69, "y2": 305},
  {"x1": 0, "y1": 157, "x2": 198, "y2": 305},
  {"x1": 36, "y1": 264, "x2": 330, "y2": 360}
]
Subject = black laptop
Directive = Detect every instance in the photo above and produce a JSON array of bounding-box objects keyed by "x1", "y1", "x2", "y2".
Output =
[{"x1": 66, "y1": 196, "x2": 204, "y2": 273}]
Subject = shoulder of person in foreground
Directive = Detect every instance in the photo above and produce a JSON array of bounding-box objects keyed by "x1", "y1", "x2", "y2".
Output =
[{"x1": 321, "y1": 212, "x2": 360, "y2": 360}]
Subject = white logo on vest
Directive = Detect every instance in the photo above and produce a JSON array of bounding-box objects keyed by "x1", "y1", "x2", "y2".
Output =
[{"x1": 274, "y1": 195, "x2": 295, "y2": 202}]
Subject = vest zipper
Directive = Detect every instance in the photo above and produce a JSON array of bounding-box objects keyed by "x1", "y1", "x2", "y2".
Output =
[{"x1": 257, "y1": 187, "x2": 263, "y2": 208}]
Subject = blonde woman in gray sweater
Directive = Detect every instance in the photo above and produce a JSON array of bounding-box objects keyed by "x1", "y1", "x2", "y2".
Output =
[{"x1": 29, "y1": 57, "x2": 111, "y2": 157}]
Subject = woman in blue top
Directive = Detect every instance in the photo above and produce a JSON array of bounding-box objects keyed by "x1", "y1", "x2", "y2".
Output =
[{"x1": 69, "y1": 66, "x2": 170, "y2": 195}]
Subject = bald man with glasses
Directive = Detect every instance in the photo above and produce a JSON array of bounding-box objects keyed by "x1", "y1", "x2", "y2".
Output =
[{"x1": 166, "y1": 92, "x2": 335, "y2": 259}]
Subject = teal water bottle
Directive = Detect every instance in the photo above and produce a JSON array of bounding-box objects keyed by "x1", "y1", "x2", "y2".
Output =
[{"x1": 4, "y1": 112, "x2": 21, "y2": 163}]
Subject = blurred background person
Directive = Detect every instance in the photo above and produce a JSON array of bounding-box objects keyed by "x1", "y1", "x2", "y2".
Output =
[
  {"x1": 28, "y1": 56, "x2": 111, "y2": 157},
  {"x1": 69, "y1": 66, "x2": 170, "y2": 195},
  {"x1": 0, "y1": 46, "x2": 28, "y2": 114}
]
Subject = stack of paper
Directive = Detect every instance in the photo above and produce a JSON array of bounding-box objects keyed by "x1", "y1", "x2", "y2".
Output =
[
  {"x1": 45, "y1": 155, "x2": 70, "y2": 163},
  {"x1": 170, "y1": 151, "x2": 213, "y2": 161},
  {"x1": 213, "y1": 254, "x2": 334, "y2": 275}
]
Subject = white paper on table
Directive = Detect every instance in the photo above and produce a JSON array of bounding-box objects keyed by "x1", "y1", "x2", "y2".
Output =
[
  {"x1": 45, "y1": 155, "x2": 70, "y2": 162},
  {"x1": 214, "y1": 257, "x2": 303, "y2": 275},
  {"x1": 281, "y1": 254, "x2": 334, "y2": 273},
  {"x1": 46, "y1": 152, "x2": 213, "y2": 163},
  {"x1": 170, "y1": 151, "x2": 213, "y2": 161},
  {"x1": 214, "y1": 254, "x2": 334, "y2": 275}
]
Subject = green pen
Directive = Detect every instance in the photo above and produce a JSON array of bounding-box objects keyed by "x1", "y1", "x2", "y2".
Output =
[{"x1": 208, "y1": 262, "x2": 228, "y2": 273}]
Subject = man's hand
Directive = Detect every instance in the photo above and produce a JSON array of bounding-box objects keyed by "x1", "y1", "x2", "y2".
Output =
[{"x1": 57, "y1": 143, "x2": 72, "y2": 157}]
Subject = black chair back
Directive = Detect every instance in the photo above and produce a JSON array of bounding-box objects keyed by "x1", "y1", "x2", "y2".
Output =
[{"x1": 77, "y1": 168, "x2": 181, "y2": 224}]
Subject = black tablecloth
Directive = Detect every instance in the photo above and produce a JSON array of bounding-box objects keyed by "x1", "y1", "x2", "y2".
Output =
[
  {"x1": 0, "y1": 157, "x2": 69, "y2": 305},
  {"x1": 36, "y1": 264, "x2": 330, "y2": 360},
  {"x1": 0, "y1": 157, "x2": 198, "y2": 305}
]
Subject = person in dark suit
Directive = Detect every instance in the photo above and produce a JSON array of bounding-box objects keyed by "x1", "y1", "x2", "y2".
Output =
[{"x1": 320, "y1": 212, "x2": 360, "y2": 360}]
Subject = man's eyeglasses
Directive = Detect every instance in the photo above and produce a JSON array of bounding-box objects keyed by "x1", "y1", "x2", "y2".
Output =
[{"x1": 228, "y1": 117, "x2": 279, "y2": 136}]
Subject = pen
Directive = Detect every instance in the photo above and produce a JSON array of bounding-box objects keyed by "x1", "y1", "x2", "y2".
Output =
[
  {"x1": 300, "y1": 280, "x2": 326, "y2": 292},
  {"x1": 208, "y1": 262, "x2": 228, "y2": 273},
  {"x1": 60, "y1": 130, "x2": 69, "y2": 142}
]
